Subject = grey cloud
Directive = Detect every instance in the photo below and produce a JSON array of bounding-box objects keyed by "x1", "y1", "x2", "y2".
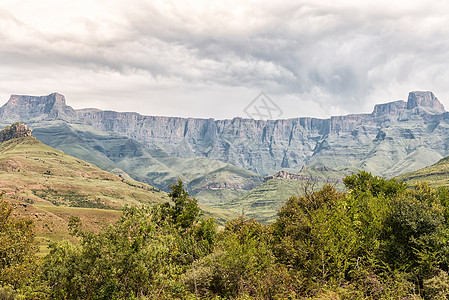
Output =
[{"x1": 1, "y1": 1, "x2": 449, "y2": 118}]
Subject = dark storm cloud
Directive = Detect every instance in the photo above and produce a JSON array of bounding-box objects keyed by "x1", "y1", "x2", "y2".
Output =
[{"x1": 1, "y1": 0, "x2": 449, "y2": 118}]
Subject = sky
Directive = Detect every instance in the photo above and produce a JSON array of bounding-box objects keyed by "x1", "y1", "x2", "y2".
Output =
[{"x1": 1, "y1": 0, "x2": 449, "y2": 119}]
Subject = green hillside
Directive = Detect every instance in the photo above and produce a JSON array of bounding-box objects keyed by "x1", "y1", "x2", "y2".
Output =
[
  {"x1": 396, "y1": 155, "x2": 449, "y2": 187},
  {"x1": 219, "y1": 178, "x2": 304, "y2": 223},
  {"x1": 219, "y1": 166, "x2": 351, "y2": 223},
  {"x1": 0, "y1": 136, "x2": 168, "y2": 207},
  {"x1": 190, "y1": 165, "x2": 262, "y2": 205},
  {"x1": 0, "y1": 134, "x2": 169, "y2": 252},
  {"x1": 32, "y1": 122, "x2": 261, "y2": 205},
  {"x1": 0, "y1": 132, "x2": 237, "y2": 254}
]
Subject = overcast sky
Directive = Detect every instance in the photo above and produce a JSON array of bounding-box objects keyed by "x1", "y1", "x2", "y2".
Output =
[{"x1": 1, "y1": 0, "x2": 449, "y2": 119}]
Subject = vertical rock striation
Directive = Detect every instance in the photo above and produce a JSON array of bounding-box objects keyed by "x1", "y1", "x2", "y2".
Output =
[{"x1": 1, "y1": 91, "x2": 448, "y2": 177}]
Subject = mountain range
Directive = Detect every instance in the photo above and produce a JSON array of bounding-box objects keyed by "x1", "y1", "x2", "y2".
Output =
[
  {"x1": 0, "y1": 123, "x2": 239, "y2": 253},
  {"x1": 1, "y1": 91, "x2": 449, "y2": 210}
]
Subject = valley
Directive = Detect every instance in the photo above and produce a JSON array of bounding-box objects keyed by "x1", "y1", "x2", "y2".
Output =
[
  {"x1": 3, "y1": 92, "x2": 449, "y2": 299},
  {"x1": 2, "y1": 91, "x2": 449, "y2": 218}
]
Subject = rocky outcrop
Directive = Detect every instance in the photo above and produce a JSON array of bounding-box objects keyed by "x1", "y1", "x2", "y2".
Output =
[
  {"x1": 264, "y1": 170, "x2": 304, "y2": 181},
  {"x1": 197, "y1": 182, "x2": 259, "y2": 191},
  {"x1": 264, "y1": 168, "x2": 343, "y2": 183},
  {"x1": 406, "y1": 91, "x2": 444, "y2": 112},
  {"x1": 0, "y1": 122, "x2": 32, "y2": 142},
  {"x1": 372, "y1": 100, "x2": 407, "y2": 117}
]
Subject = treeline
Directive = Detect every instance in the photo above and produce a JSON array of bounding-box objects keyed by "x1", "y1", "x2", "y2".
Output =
[{"x1": 2, "y1": 172, "x2": 449, "y2": 299}]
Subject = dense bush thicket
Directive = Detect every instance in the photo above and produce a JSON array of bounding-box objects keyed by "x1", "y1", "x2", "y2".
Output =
[{"x1": 3, "y1": 173, "x2": 449, "y2": 299}]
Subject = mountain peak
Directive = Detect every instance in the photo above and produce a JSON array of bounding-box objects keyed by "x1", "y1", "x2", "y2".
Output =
[
  {"x1": 372, "y1": 100, "x2": 407, "y2": 117},
  {"x1": 1, "y1": 92, "x2": 75, "y2": 121},
  {"x1": 46, "y1": 92, "x2": 67, "y2": 104},
  {"x1": 7, "y1": 92, "x2": 66, "y2": 106},
  {"x1": 0, "y1": 122, "x2": 32, "y2": 142},
  {"x1": 406, "y1": 91, "x2": 444, "y2": 112}
]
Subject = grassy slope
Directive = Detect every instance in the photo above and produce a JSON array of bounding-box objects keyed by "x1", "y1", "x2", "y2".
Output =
[
  {"x1": 219, "y1": 179, "x2": 304, "y2": 223},
  {"x1": 32, "y1": 122, "x2": 261, "y2": 205},
  {"x1": 0, "y1": 136, "x2": 237, "y2": 253},
  {"x1": 219, "y1": 166, "x2": 351, "y2": 223},
  {"x1": 195, "y1": 189, "x2": 246, "y2": 206},
  {"x1": 0, "y1": 136, "x2": 171, "y2": 253},
  {"x1": 0, "y1": 136, "x2": 167, "y2": 208},
  {"x1": 190, "y1": 165, "x2": 262, "y2": 205},
  {"x1": 396, "y1": 156, "x2": 449, "y2": 187},
  {"x1": 10, "y1": 202, "x2": 123, "y2": 256}
]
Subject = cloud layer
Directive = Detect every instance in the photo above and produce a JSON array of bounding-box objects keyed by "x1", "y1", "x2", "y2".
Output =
[{"x1": 1, "y1": 0, "x2": 449, "y2": 119}]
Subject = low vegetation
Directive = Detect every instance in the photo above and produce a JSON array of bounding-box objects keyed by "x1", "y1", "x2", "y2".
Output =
[
  {"x1": 219, "y1": 166, "x2": 351, "y2": 224},
  {"x1": 397, "y1": 155, "x2": 449, "y2": 187},
  {"x1": 3, "y1": 173, "x2": 449, "y2": 299}
]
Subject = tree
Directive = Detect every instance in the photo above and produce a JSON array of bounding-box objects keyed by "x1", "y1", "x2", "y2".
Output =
[
  {"x1": 168, "y1": 179, "x2": 200, "y2": 229},
  {"x1": 270, "y1": 173, "x2": 425, "y2": 298},
  {"x1": 343, "y1": 171, "x2": 406, "y2": 198},
  {"x1": 41, "y1": 179, "x2": 216, "y2": 299},
  {"x1": 0, "y1": 193, "x2": 44, "y2": 298},
  {"x1": 271, "y1": 184, "x2": 357, "y2": 288},
  {"x1": 382, "y1": 182, "x2": 449, "y2": 280},
  {"x1": 184, "y1": 217, "x2": 295, "y2": 299}
]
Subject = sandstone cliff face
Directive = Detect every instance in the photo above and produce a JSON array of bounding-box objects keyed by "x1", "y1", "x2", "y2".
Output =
[
  {"x1": 407, "y1": 91, "x2": 444, "y2": 111},
  {"x1": 0, "y1": 122, "x2": 32, "y2": 142},
  {"x1": 372, "y1": 100, "x2": 407, "y2": 117},
  {"x1": 0, "y1": 93, "x2": 76, "y2": 121},
  {"x1": 1, "y1": 91, "x2": 448, "y2": 177}
]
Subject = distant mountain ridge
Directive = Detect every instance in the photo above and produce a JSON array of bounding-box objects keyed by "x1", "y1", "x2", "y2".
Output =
[
  {"x1": 264, "y1": 167, "x2": 344, "y2": 183},
  {"x1": 1, "y1": 91, "x2": 448, "y2": 179},
  {"x1": 219, "y1": 165, "x2": 352, "y2": 223}
]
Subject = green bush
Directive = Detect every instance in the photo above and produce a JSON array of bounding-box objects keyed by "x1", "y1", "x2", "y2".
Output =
[{"x1": 41, "y1": 180, "x2": 216, "y2": 299}]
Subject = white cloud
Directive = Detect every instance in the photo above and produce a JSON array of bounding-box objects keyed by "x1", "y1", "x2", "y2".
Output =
[{"x1": 1, "y1": 0, "x2": 449, "y2": 119}]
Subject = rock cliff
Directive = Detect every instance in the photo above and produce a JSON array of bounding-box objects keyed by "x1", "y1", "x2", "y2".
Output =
[
  {"x1": 1, "y1": 91, "x2": 448, "y2": 177},
  {"x1": 406, "y1": 91, "x2": 444, "y2": 112},
  {"x1": 0, "y1": 93, "x2": 76, "y2": 121}
]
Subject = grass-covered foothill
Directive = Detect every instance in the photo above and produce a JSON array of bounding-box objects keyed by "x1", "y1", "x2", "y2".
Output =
[
  {"x1": 398, "y1": 155, "x2": 449, "y2": 188},
  {"x1": 4, "y1": 173, "x2": 449, "y2": 299}
]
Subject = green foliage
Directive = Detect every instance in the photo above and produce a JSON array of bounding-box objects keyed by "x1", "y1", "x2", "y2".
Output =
[
  {"x1": 382, "y1": 182, "x2": 449, "y2": 281},
  {"x1": 270, "y1": 174, "x2": 444, "y2": 298},
  {"x1": 271, "y1": 185, "x2": 362, "y2": 293},
  {"x1": 41, "y1": 180, "x2": 216, "y2": 299},
  {"x1": 423, "y1": 270, "x2": 449, "y2": 300},
  {"x1": 0, "y1": 285, "x2": 16, "y2": 300},
  {"x1": 42, "y1": 208, "x2": 181, "y2": 299},
  {"x1": 184, "y1": 217, "x2": 296, "y2": 299},
  {"x1": 344, "y1": 170, "x2": 406, "y2": 198},
  {"x1": 0, "y1": 198, "x2": 37, "y2": 288},
  {"x1": 0, "y1": 195, "x2": 47, "y2": 299},
  {"x1": 436, "y1": 186, "x2": 449, "y2": 223},
  {"x1": 272, "y1": 185, "x2": 342, "y2": 268},
  {"x1": 168, "y1": 179, "x2": 201, "y2": 229},
  {"x1": 11, "y1": 171, "x2": 449, "y2": 298}
]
